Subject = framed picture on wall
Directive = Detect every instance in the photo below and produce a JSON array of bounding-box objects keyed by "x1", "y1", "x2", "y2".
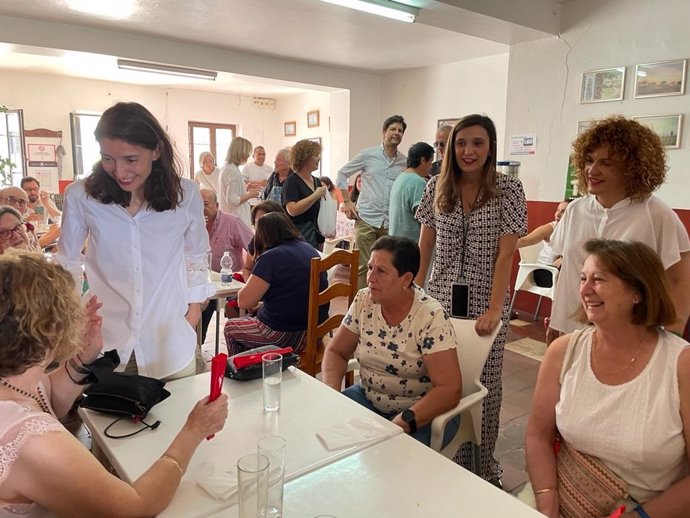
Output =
[
  {"x1": 632, "y1": 114, "x2": 683, "y2": 148},
  {"x1": 437, "y1": 118, "x2": 461, "y2": 128},
  {"x1": 307, "y1": 110, "x2": 320, "y2": 128},
  {"x1": 634, "y1": 59, "x2": 687, "y2": 98},
  {"x1": 576, "y1": 120, "x2": 599, "y2": 135},
  {"x1": 308, "y1": 137, "x2": 322, "y2": 174},
  {"x1": 284, "y1": 121, "x2": 296, "y2": 137},
  {"x1": 580, "y1": 67, "x2": 625, "y2": 103}
]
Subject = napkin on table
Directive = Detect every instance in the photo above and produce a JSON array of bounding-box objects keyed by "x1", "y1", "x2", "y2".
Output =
[{"x1": 316, "y1": 416, "x2": 400, "y2": 451}]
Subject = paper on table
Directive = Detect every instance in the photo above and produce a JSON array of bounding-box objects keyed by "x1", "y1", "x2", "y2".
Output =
[
  {"x1": 316, "y1": 417, "x2": 401, "y2": 451},
  {"x1": 197, "y1": 465, "x2": 282, "y2": 501}
]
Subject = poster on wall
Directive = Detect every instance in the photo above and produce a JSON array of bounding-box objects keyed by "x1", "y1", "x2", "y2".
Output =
[
  {"x1": 564, "y1": 158, "x2": 580, "y2": 200},
  {"x1": 27, "y1": 144, "x2": 57, "y2": 165},
  {"x1": 510, "y1": 134, "x2": 537, "y2": 155}
]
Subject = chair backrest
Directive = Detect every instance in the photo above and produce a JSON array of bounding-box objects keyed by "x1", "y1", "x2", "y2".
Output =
[
  {"x1": 301, "y1": 249, "x2": 359, "y2": 376},
  {"x1": 450, "y1": 318, "x2": 500, "y2": 397},
  {"x1": 518, "y1": 242, "x2": 544, "y2": 264}
]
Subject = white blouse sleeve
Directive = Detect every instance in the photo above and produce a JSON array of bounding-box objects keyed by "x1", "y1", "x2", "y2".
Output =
[
  {"x1": 183, "y1": 182, "x2": 216, "y2": 303},
  {"x1": 56, "y1": 182, "x2": 89, "y2": 293}
]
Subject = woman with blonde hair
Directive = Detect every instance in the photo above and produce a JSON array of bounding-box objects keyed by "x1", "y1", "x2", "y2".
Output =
[
  {"x1": 547, "y1": 116, "x2": 690, "y2": 344},
  {"x1": 219, "y1": 136, "x2": 260, "y2": 226},
  {"x1": 0, "y1": 250, "x2": 228, "y2": 517},
  {"x1": 414, "y1": 114, "x2": 527, "y2": 484},
  {"x1": 282, "y1": 139, "x2": 328, "y2": 249},
  {"x1": 194, "y1": 151, "x2": 220, "y2": 193}
]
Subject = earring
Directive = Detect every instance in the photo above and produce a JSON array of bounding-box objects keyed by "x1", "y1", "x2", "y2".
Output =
[{"x1": 633, "y1": 297, "x2": 640, "y2": 304}]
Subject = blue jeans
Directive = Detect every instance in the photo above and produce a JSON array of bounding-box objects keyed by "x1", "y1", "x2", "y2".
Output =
[{"x1": 342, "y1": 384, "x2": 460, "y2": 448}]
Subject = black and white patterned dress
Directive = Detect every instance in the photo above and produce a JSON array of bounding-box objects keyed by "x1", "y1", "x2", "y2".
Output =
[{"x1": 416, "y1": 173, "x2": 527, "y2": 480}]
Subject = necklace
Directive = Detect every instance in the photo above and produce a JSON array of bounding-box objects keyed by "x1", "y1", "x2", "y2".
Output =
[
  {"x1": 0, "y1": 379, "x2": 51, "y2": 413},
  {"x1": 592, "y1": 330, "x2": 647, "y2": 376}
]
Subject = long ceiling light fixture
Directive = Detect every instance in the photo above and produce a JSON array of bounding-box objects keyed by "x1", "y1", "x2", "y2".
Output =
[
  {"x1": 320, "y1": 0, "x2": 419, "y2": 23},
  {"x1": 117, "y1": 59, "x2": 218, "y2": 81}
]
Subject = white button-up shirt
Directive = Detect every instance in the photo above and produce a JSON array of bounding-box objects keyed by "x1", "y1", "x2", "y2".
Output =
[{"x1": 58, "y1": 178, "x2": 215, "y2": 379}]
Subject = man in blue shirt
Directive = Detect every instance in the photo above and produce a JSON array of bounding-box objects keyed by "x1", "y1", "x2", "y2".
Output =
[{"x1": 337, "y1": 115, "x2": 408, "y2": 288}]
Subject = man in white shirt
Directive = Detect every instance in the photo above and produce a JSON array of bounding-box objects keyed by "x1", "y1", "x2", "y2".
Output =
[
  {"x1": 242, "y1": 146, "x2": 273, "y2": 191},
  {"x1": 337, "y1": 115, "x2": 408, "y2": 288}
]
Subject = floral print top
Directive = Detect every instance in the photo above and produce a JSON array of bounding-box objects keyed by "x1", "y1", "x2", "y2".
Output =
[{"x1": 343, "y1": 286, "x2": 456, "y2": 413}]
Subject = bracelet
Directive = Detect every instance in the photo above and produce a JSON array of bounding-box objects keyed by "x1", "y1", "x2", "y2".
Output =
[
  {"x1": 160, "y1": 455, "x2": 184, "y2": 477},
  {"x1": 69, "y1": 357, "x2": 91, "y2": 375},
  {"x1": 64, "y1": 361, "x2": 90, "y2": 385},
  {"x1": 634, "y1": 505, "x2": 651, "y2": 518},
  {"x1": 534, "y1": 487, "x2": 556, "y2": 495}
]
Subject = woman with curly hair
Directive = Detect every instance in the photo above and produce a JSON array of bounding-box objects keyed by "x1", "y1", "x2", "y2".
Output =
[
  {"x1": 58, "y1": 102, "x2": 215, "y2": 380},
  {"x1": 282, "y1": 139, "x2": 328, "y2": 250},
  {"x1": 547, "y1": 116, "x2": 690, "y2": 343}
]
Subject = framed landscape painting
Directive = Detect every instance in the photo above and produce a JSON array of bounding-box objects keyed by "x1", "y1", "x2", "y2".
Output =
[
  {"x1": 633, "y1": 114, "x2": 683, "y2": 148},
  {"x1": 634, "y1": 59, "x2": 686, "y2": 98}
]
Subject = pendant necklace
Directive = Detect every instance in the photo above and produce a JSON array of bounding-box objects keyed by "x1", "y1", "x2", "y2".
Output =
[{"x1": 0, "y1": 379, "x2": 51, "y2": 413}]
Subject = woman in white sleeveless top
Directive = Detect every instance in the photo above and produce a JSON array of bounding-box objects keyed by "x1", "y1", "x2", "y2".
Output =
[{"x1": 526, "y1": 239, "x2": 690, "y2": 518}]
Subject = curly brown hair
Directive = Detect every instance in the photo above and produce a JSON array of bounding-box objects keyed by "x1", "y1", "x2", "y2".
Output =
[
  {"x1": 0, "y1": 249, "x2": 84, "y2": 377},
  {"x1": 290, "y1": 139, "x2": 322, "y2": 172},
  {"x1": 572, "y1": 116, "x2": 667, "y2": 200}
]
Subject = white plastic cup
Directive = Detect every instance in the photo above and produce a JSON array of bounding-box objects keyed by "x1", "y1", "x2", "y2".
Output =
[
  {"x1": 257, "y1": 435, "x2": 286, "y2": 518},
  {"x1": 262, "y1": 353, "x2": 282, "y2": 412},
  {"x1": 237, "y1": 453, "x2": 269, "y2": 518}
]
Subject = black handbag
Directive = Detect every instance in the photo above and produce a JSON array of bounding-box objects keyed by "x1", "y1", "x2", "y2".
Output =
[
  {"x1": 79, "y1": 350, "x2": 171, "y2": 438},
  {"x1": 225, "y1": 345, "x2": 300, "y2": 381}
]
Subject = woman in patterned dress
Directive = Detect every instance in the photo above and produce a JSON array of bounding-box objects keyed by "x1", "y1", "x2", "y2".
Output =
[
  {"x1": 415, "y1": 114, "x2": 527, "y2": 483},
  {"x1": 322, "y1": 236, "x2": 462, "y2": 447}
]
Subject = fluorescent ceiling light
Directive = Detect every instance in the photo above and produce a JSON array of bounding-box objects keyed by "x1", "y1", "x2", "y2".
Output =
[
  {"x1": 67, "y1": 0, "x2": 137, "y2": 20},
  {"x1": 320, "y1": 0, "x2": 419, "y2": 23},
  {"x1": 117, "y1": 59, "x2": 217, "y2": 81}
]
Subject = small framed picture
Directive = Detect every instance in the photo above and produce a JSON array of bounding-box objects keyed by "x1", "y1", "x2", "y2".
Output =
[
  {"x1": 576, "y1": 120, "x2": 599, "y2": 135},
  {"x1": 438, "y1": 118, "x2": 461, "y2": 128},
  {"x1": 580, "y1": 67, "x2": 625, "y2": 103},
  {"x1": 307, "y1": 110, "x2": 320, "y2": 128},
  {"x1": 284, "y1": 121, "x2": 296, "y2": 137},
  {"x1": 634, "y1": 59, "x2": 687, "y2": 98},
  {"x1": 632, "y1": 114, "x2": 683, "y2": 149}
]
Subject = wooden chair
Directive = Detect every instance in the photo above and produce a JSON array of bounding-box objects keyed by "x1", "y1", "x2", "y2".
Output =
[{"x1": 300, "y1": 249, "x2": 359, "y2": 377}]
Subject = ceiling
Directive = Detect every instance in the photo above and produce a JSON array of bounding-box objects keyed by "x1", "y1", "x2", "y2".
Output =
[{"x1": 0, "y1": 0, "x2": 569, "y2": 97}]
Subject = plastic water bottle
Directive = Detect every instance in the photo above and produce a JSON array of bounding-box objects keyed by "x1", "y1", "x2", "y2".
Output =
[{"x1": 220, "y1": 251, "x2": 233, "y2": 287}]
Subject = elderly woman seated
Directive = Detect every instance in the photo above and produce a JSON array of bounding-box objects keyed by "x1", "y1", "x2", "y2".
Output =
[
  {"x1": 0, "y1": 250, "x2": 228, "y2": 517},
  {"x1": 322, "y1": 236, "x2": 462, "y2": 446},
  {"x1": 225, "y1": 211, "x2": 328, "y2": 355},
  {"x1": 526, "y1": 239, "x2": 690, "y2": 518},
  {"x1": 0, "y1": 206, "x2": 33, "y2": 253}
]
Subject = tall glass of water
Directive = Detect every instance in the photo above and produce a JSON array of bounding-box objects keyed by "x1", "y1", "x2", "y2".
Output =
[
  {"x1": 237, "y1": 453, "x2": 269, "y2": 518},
  {"x1": 257, "y1": 435, "x2": 286, "y2": 518},
  {"x1": 262, "y1": 353, "x2": 282, "y2": 412}
]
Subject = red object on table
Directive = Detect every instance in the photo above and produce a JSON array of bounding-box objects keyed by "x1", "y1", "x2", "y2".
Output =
[
  {"x1": 207, "y1": 353, "x2": 227, "y2": 440},
  {"x1": 232, "y1": 347, "x2": 293, "y2": 370},
  {"x1": 609, "y1": 505, "x2": 626, "y2": 518}
]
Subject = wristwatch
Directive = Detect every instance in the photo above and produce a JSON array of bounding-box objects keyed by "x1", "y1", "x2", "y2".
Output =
[{"x1": 401, "y1": 409, "x2": 417, "y2": 434}]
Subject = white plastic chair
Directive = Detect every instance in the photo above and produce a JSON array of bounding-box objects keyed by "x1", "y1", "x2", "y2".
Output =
[
  {"x1": 509, "y1": 242, "x2": 559, "y2": 320},
  {"x1": 429, "y1": 318, "x2": 500, "y2": 465},
  {"x1": 322, "y1": 234, "x2": 355, "y2": 256}
]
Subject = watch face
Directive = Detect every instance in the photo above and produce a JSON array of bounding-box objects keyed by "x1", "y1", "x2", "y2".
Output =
[{"x1": 402, "y1": 409, "x2": 415, "y2": 422}]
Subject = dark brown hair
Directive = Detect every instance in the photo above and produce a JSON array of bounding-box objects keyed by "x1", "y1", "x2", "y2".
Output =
[
  {"x1": 254, "y1": 212, "x2": 303, "y2": 256},
  {"x1": 435, "y1": 114, "x2": 499, "y2": 213},
  {"x1": 251, "y1": 200, "x2": 285, "y2": 226},
  {"x1": 573, "y1": 239, "x2": 676, "y2": 327},
  {"x1": 85, "y1": 102, "x2": 183, "y2": 212},
  {"x1": 571, "y1": 116, "x2": 667, "y2": 201}
]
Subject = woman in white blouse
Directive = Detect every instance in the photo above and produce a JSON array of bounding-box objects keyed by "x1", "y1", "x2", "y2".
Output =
[
  {"x1": 218, "y1": 137, "x2": 260, "y2": 226},
  {"x1": 58, "y1": 102, "x2": 215, "y2": 380},
  {"x1": 194, "y1": 151, "x2": 220, "y2": 193}
]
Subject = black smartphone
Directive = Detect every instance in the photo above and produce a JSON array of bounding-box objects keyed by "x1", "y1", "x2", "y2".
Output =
[{"x1": 450, "y1": 282, "x2": 470, "y2": 319}]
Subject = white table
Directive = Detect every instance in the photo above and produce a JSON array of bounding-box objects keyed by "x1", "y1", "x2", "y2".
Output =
[
  {"x1": 207, "y1": 272, "x2": 244, "y2": 354},
  {"x1": 80, "y1": 368, "x2": 401, "y2": 518}
]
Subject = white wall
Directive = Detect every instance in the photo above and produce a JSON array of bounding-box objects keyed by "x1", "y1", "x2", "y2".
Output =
[
  {"x1": 380, "y1": 53, "x2": 510, "y2": 158},
  {"x1": 505, "y1": 0, "x2": 690, "y2": 208},
  {"x1": 0, "y1": 69, "x2": 343, "y2": 180}
]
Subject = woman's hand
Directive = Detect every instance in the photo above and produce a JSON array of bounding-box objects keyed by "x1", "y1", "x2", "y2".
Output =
[
  {"x1": 247, "y1": 188, "x2": 261, "y2": 199},
  {"x1": 475, "y1": 308, "x2": 501, "y2": 336},
  {"x1": 535, "y1": 490, "x2": 559, "y2": 517},
  {"x1": 314, "y1": 185, "x2": 328, "y2": 198},
  {"x1": 80, "y1": 295, "x2": 103, "y2": 363},
  {"x1": 184, "y1": 394, "x2": 229, "y2": 441}
]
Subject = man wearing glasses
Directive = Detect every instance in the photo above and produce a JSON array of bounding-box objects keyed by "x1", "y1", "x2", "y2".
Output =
[{"x1": 430, "y1": 125, "x2": 453, "y2": 177}]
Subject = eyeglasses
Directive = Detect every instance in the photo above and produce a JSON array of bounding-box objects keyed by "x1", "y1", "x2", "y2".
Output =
[
  {"x1": 433, "y1": 141, "x2": 446, "y2": 149},
  {"x1": 0, "y1": 196, "x2": 28, "y2": 207},
  {"x1": 0, "y1": 221, "x2": 32, "y2": 241}
]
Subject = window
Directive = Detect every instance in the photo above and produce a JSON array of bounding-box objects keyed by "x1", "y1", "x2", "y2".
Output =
[
  {"x1": 70, "y1": 112, "x2": 102, "y2": 179},
  {"x1": 188, "y1": 121, "x2": 236, "y2": 178},
  {"x1": 0, "y1": 108, "x2": 25, "y2": 186}
]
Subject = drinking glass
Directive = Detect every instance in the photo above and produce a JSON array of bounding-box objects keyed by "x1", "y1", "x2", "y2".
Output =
[
  {"x1": 262, "y1": 353, "x2": 282, "y2": 412},
  {"x1": 237, "y1": 453, "x2": 269, "y2": 518},
  {"x1": 257, "y1": 435, "x2": 286, "y2": 518}
]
